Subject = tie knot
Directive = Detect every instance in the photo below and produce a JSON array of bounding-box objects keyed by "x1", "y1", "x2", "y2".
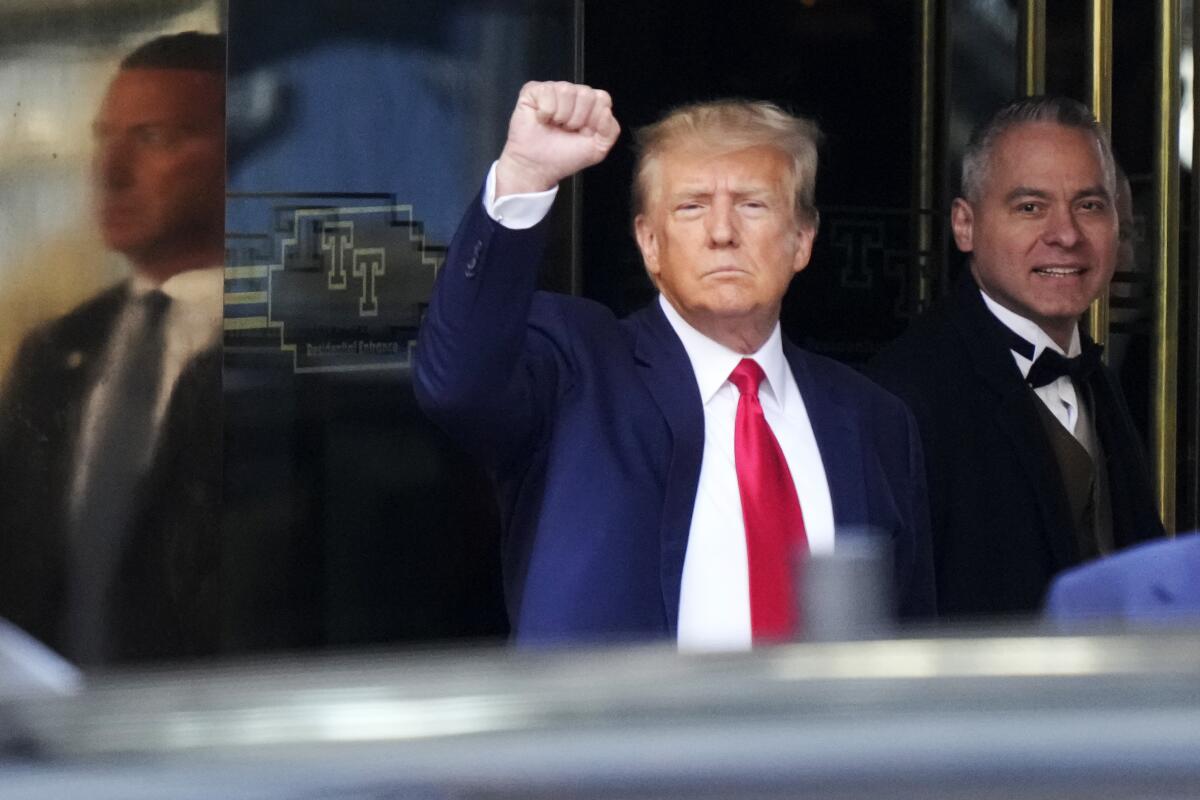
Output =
[
  {"x1": 729, "y1": 358, "x2": 766, "y2": 397},
  {"x1": 138, "y1": 289, "x2": 172, "y2": 323},
  {"x1": 1026, "y1": 342, "x2": 1101, "y2": 389}
]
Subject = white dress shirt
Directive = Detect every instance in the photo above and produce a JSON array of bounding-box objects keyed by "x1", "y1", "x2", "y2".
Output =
[
  {"x1": 484, "y1": 161, "x2": 835, "y2": 651},
  {"x1": 980, "y1": 290, "x2": 1091, "y2": 442},
  {"x1": 484, "y1": 161, "x2": 558, "y2": 228},
  {"x1": 662, "y1": 299, "x2": 834, "y2": 651}
]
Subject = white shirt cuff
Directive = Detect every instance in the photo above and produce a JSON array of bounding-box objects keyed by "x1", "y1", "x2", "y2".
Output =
[{"x1": 483, "y1": 160, "x2": 558, "y2": 230}]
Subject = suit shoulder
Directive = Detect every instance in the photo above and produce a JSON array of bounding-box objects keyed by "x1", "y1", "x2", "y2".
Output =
[
  {"x1": 530, "y1": 291, "x2": 617, "y2": 321},
  {"x1": 528, "y1": 291, "x2": 627, "y2": 341},
  {"x1": 2, "y1": 284, "x2": 125, "y2": 400},
  {"x1": 19, "y1": 283, "x2": 126, "y2": 353},
  {"x1": 791, "y1": 345, "x2": 912, "y2": 417},
  {"x1": 872, "y1": 304, "x2": 957, "y2": 363},
  {"x1": 866, "y1": 304, "x2": 965, "y2": 395}
]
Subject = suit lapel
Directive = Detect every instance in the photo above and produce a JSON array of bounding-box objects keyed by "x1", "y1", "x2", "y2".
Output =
[
  {"x1": 56, "y1": 284, "x2": 130, "y2": 414},
  {"x1": 631, "y1": 301, "x2": 704, "y2": 633},
  {"x1": 950, "y1": 277, "x2": 1079, "y2": 569},
  {"x1": 23, "y1": 283, "x2": 128, "y2": 638},
  {"x1": 783, "y1": 342, "x2": 865, "y2": 530}
]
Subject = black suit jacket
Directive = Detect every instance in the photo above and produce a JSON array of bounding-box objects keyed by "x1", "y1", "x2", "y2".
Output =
[
  {"x1": 867, "y1": 276, "x2": 1164, "y2": 617},
  {"x1": 0, "y1": 282, "x2": 222, "y2": 663}
]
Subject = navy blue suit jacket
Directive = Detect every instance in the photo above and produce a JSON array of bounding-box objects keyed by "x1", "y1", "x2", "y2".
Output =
[{"x1": 415, "y1": 197, "x2": 935, "y2": 642}]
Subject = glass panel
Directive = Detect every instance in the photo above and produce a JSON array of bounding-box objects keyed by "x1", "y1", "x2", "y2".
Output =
[
  {"x1": 0, "y1": 3, "x2": 224, "y2": 666},
  {"x1": 223, "y1": 1, "x2": 577, "y2": 651}
]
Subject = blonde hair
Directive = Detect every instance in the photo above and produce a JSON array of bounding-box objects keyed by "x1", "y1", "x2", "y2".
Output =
[{"x1": 632, "y1": 99, "x2": 822, "y2": 228}]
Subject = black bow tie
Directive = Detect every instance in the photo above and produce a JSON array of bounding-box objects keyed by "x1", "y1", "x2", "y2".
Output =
[{"x1": 1004, "y1": 328, "x2": 1102, "y2": 389}]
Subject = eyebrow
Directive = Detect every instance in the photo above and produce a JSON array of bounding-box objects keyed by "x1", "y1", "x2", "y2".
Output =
[
  {"x1": 1003, "y1": 185, "x2": 1111, "y2": 203},
  {"x1": 667, "y1": 186, "x2": 775, "y2": 202},
  {"x1": 93, "y1": 119, "x2": 175, "y2": 130}
]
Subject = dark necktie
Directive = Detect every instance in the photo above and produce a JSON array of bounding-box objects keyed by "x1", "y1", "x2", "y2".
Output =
[
  {"x1": 1004, "y1": 328, "x2": 1102, "y2": 389},
  {"x1": 728, "y1": 358, "x2": 808, "y2": 642},
  {"x1": 64, "y1": 289, "x2": 171, "y2": 663}
]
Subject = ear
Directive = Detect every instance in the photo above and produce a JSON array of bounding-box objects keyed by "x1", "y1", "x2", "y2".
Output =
[
  {"x1": 791, "y1": 218, "x2": 817, "y2": 275},
  {"x1": 634, "y1": 214, "x2": 661, "y2": 278},
  {"x1": 950, "y1": 198, "x2": 975, "y2": 253}
]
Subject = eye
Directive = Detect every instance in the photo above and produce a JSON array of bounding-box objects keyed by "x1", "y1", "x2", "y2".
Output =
[
  {"x1": 136, "y1": 126, "x2": 178, "y2": 147},
  {"x1": 737, "y1": 199, "x2": 772, "y2": 218},
  {"x1": 1077, "y1": 199, "x2": 1107, "y2": 212},
  {"x1": 1017, "y1": 202, "x2": 1040, "y2": 214}
]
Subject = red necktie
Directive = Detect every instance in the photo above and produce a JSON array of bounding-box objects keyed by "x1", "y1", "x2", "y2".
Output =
[{"x1": 729, "y1": 358, "x2": 808, "y2": 642}]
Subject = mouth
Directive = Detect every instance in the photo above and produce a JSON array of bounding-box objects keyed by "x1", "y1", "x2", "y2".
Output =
[
  {"x1": 1032, "y1": 265, "x2": 1087, "y2": 278},
  {"x1": 703, "y1": 266, "x2": 748, "y2": 278}
]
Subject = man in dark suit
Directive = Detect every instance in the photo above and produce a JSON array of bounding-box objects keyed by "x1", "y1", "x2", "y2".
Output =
[
  {"x1": 415, "y1": 82, "x2": 935, "y2": 648},
  {"x1": 868, "y1": 96, "x2": 1163, "y2": 619},
  {"x1": 0, "y1": 33, "x2": 226, "y2": 664}
]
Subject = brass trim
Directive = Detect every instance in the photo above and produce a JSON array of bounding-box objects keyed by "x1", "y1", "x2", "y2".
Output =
[
  {"x1": 1189, "y1": 0, "x2": 1200, "y2": 529},
  {"x1": 1017, "y1": 0, "x2": 1046, "y2": 96},
  {"x1": 1152, "y1": 0, "x2": 1181, "y2": 533},
  {"x1": 1085, "y1": 0, "x2": 1113, "y2": 348},
  {"x1": 570, "y1": 0, "x2": 585, "y2": 297},
  {"x1": 913, "y1": 0, "x2": 938, "y2": 311}
]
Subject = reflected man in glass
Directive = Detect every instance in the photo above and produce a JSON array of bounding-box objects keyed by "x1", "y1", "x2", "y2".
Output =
[{"x1": 0, "y1": 32, "x2": 225, "y2": 664}]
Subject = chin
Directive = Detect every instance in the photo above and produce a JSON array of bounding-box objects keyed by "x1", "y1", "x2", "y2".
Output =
[
  {"x1": 698, "y1": 300, "x2": 754, "y2": 319},
  {"x1": 104, "y1": 237, "x2": 148, "y2": 256},
  {"x1": 100, "y1": 234, "x2": 131, "y2": 252}
]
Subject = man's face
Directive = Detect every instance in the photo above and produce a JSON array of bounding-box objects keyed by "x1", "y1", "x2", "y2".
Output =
[
  {"x1": 93, "y1": 67, "x2": 224, "y2": 275},
  {"x1": 952, "y1": 122, "x2": 1117, "y2": 344},
  {"x1": 634, "y1": 144, "x2": 814, "y2": 343}
]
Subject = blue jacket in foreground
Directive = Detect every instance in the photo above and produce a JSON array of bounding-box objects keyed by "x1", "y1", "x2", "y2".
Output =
[
  {"x1": 1046, "y1": 533, "x2": 1200, "y2": 624},
  {"x1": 414, "y1": 195, "x2": 936, "y2": 643}
]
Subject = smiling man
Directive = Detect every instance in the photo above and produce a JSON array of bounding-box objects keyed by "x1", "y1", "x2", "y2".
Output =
[
  {"x1": 0, "y1": 32, "x2": 225, "y2": 664},
  {"x1": 415, "y1": 82, "x2": 934, "y2": 647},
  {"x1": 869, "y1": 96, "x2": 1164, "y2": 619}
]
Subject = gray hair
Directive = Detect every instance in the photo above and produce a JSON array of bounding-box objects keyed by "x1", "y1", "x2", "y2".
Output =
[
  {"x1": 960, "y1": 95, "x2": 1115, "y2": 202},
  {"x1": 632, "y1": 99, "x2": 822, "y2": 228}
]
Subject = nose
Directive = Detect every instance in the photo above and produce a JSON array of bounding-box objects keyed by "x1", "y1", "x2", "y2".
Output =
[
  {"x1": 1041, "y1": 204, "x2": 1082, "y2": 249},
  {"x1": 705, "y1": 196, "x2": 738, "y2": 247},
  {"x1": 95, "y1": 137, "x2": 133, "y2": 190}
]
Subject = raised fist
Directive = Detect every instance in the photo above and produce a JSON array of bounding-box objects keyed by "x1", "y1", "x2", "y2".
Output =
[{"x1": 495, "y1": 81, "x2": 621, "y2": 196}]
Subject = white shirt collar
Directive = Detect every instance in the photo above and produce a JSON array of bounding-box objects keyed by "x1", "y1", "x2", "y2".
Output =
[
  {"x1": 129, "y1": 265, "x2": 224, "y2": 355},
  {"x1": 130, "y1": 265, "x2": 224, "y2": 306},
  {"x1": 979, "y1": 288, "x2": 1080, "y2": 376},
  {"x1": 658, "y1": 294, "x2": 788, "y2": 409}
]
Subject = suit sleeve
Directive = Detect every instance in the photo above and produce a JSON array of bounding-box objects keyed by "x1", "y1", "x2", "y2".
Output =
[
  {"x1": 413, "y1": 188, "x2": 565, "y2": 466},
  {"x1": 866, "y1": 349, "x2": 947, "y2": 617}
]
